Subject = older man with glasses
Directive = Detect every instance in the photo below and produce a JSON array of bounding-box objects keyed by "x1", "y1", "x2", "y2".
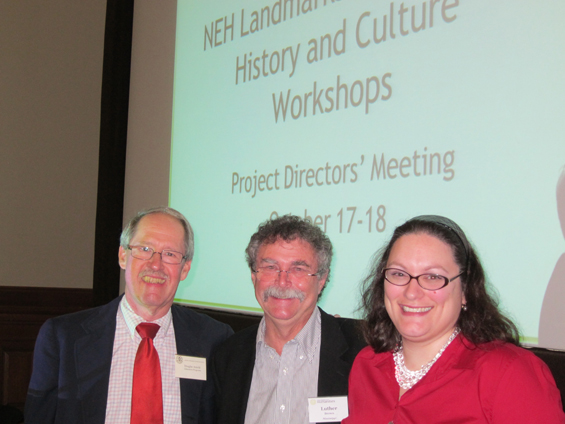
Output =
[
  {"x1": 26, "y1": 207, "x2": 233, "y2": 424},
  {"x1": 212, "y1": 215, "x2": 366, "y2": 424}
]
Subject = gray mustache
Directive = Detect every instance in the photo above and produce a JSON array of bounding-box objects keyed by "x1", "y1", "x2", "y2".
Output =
[{"x1": 263, "y1": 286, "x2": 306, "y2": 302}]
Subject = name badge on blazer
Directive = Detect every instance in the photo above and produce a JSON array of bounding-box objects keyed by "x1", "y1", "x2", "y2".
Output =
[
  {"x1": 174, "y1": 354, "x2": 206, "y2": 380},
  {"x1": 308, "y1": 396, "x2": 348, "y2": 422}
]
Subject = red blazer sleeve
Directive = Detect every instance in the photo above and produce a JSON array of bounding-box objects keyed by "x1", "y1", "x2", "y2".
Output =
[{"x1": 481, "y1": 348, "x2": 565, "y2": 423}]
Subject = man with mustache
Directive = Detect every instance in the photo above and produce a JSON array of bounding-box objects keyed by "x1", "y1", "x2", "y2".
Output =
[
  {"x1": 212, "y1": 215, "x2": 366, "y2": 424},
  {"x1": 26, "y1": 207, "x2": 233, "y2": 424}
]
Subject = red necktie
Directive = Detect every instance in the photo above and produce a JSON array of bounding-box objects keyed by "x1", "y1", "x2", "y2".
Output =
[{"x1": 131, "y1": 323, "x2": 163, "y2": 424}]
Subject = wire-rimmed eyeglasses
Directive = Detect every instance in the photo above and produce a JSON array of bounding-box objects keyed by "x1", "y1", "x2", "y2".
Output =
[
  {"x1": 127, "y1": 245, "x2": 187, "y2": 265},
  {"x1": 253, "y1": 265, "x2": 318, "y2": 281}
]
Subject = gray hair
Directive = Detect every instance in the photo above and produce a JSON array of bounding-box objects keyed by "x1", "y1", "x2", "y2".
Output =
[
  {"x1": 245, "y1": 215, "x2": 333, "y2": 285},
  {"x1": 120, "y1": 206, "x2": 194, "y2": 261}
]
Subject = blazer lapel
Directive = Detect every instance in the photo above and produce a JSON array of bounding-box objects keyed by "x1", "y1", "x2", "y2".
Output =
[
  {"x1": 230, "y1": 331, "x2": 256, "y2": 424},
  {"x1": 317, "y1": 308, "x2": 353, "y2": 397},
  {"x1": 172, "y1": 305, "x2": 212, "y2": 424},
  {"x1": 213, "y1": 324, "x2": 258, "y2": 424},
  {"x1": 74, "y1": 297, "x2": 120, "y2": 424}
]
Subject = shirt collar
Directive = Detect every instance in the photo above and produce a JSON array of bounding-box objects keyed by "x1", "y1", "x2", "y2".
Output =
[
  {"x1": 119, "y1": 296, "x2": 172, "y2": 341},
  {"x1": 256, "y1": 306, "x2": 321, "y2": 362}
]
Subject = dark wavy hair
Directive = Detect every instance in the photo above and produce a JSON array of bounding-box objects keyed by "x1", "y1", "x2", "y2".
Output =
[
  {"x1": 361, "y1": 215, "x2": 520, "y2": 352},
  {"x1": 246, "y1": 215, "x2": 333, "y2": 294}
]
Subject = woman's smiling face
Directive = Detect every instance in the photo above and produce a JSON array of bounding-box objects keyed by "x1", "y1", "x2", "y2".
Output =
[{"x1": 384, "y1": 232, "x2": 465, "y2": 349}]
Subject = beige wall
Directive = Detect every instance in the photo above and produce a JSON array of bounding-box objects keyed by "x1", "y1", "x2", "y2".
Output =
[
  {"x1": 124, "y1": 1, "x2": 175, "y2": 217},
  {"x1": 121, "y1": 1, "x2": 176, "y2": 293},
  {"x1": 0, "y1": 1, "x2": 106, "y2": 288}
]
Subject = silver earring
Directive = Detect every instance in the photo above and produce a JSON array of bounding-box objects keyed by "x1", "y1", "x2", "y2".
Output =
[{"x1": 461, "y1": 304, "x2": 468, "y2": 311}]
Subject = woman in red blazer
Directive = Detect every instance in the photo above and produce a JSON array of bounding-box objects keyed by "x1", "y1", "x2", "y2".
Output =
[{"x1": 344, "y1": 215, "x2": 565, "y2": 424}]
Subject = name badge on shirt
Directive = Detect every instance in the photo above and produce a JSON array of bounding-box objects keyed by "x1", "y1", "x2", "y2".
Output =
[
  {"x1": 174, "y1": 355, "x2": 206, "y2": 380},
  {"x1": 308, "y1": 396, "x2": 348, "y2": 423}
]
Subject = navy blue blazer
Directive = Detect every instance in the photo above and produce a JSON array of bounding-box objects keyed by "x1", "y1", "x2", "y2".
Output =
[
  {"x1": 25, "y1": 296, "x2": 233, "y2": 424},
  {"x1": 211, "y1": 308, "x2": 366, "y2": 424}
]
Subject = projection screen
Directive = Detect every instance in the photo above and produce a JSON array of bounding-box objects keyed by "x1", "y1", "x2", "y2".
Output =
[{"x1": 129, "y1": 0, "x2": 565, "y2": 349}]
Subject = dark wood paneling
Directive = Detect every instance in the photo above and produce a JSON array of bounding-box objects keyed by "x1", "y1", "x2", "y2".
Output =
[
  {"x1": 0, "y1": 286, "x2": 94, "y2": 412},
  {"x1": 1, "y1": 341, "x2": 33, "y2": 407},
  {"x1": 185, "y1": 306, "x2": 262, "y2": 333},
  {"x1": 0, "y1": 286, "x2": 93, "y2": 316}
]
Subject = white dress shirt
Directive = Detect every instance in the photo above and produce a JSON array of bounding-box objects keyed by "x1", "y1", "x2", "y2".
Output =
[
  {"x1": 245, "y1": 307, "x2": 322, "y2": 424},
  {"x1": 104, "y1": 297, "x2": 182, "y2": 423}
]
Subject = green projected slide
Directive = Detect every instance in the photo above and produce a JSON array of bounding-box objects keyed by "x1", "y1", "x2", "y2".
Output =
[{"x1": 170, "y1": 0, "x2": 565, "y2": 348}]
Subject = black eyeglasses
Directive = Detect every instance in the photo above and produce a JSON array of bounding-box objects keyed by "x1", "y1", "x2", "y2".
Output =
[
  {"x1": 127, "y1": 245, "x2": 187, "y2": 265},
  {"x1": 384, "y1": 268, "x2": 464, "y2": 291}
]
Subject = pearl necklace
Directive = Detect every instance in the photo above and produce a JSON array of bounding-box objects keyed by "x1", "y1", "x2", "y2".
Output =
[{"x1": 393, "y1": 328, "x2": 460, "y2": 390}]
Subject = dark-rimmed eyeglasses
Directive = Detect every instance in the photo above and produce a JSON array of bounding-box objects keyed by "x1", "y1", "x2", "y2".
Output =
[
  {"x1": 253, "y1": 265, "x2": 318, "y2": 281},
  {"x1": 127, "y1": 245, "x2": 186, "y2": 265},
  {"x1": 384, "y1": 268, "x2": 463, "y2": 291}
]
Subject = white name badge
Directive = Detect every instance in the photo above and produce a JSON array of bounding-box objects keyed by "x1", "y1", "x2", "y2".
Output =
[
  {"x1": 308, "y1": 396, "x2": 348, "y2": 423},
  {"x1": 174, "y1": 355, "x2": 207, "y2": 380}
]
